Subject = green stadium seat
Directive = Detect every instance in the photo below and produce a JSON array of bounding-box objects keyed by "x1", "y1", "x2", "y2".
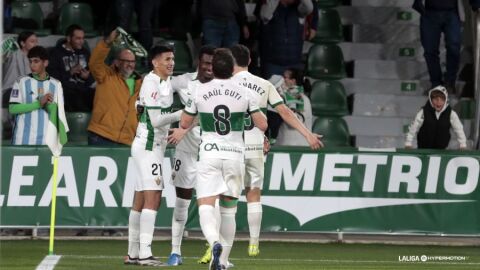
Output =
[
  {"x1": 306, "y1": 44, "x2": 346, "y2": 80},
  {"x1": 66, "y1": 112, "x2": 91, "y2": 144},
  {"x1": 310, "y1": 80, "x2": 348, "y2": 116},
  {"x1": 312, "y1": 116, "x2": 350, "y2": 147},
  {"x1": 315, "y1": 0, "x2": 341, "y2": 8},
  {"x1": 311, "y1": 8, "x2": 343, "y2": 44},
  {"x1": 164, "y1": 40, "x2": 193, "y2": 75},
  {"x1": 454, "y1": 98, "x2": 476, "y2": 119},
  {"x1": 57, "y1": 3, "x2": 98, "y2": 37},
  {"x1": 11, "y1": 1, "x2": 51, "y2": 36}
]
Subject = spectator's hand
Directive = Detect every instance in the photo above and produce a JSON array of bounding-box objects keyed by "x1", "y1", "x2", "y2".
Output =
[
  {"x1": 70, "y1": 64, "x2": 82, "y2": 76},
  {"x1": 308, "y1": 29, "x2": 316, "y2": 41},
  {"x1": 79, "y1": 68, "x2": 90, "y2": 80},
  {"x1": 105, "y1": 29, "x2": 119, "y2": 46},
  {"x1": 167, "y1": 128, "x2": 189, "y2": 145},
  {"x1": 263, "y1": 135, "x2": 271, "y2": 155},
  {"x1": 405, "y1": 145, "x2": 413, "y2": 149},
  {"x1": 242, "y1": 25, "x2": 250, "y2": 40},
  {"x1": 40, "y1": 93, "x2": 53, "y2": 107},
  {"x1": 307, "y1": 132, "x2": 324, "y2": 150},
  {"x1": 459, "y1": 146, "x2": 467, "y2": 150}
]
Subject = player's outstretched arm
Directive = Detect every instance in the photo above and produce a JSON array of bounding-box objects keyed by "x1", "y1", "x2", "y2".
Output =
[
  {"x1": 251, "y1": 111, "x2": 268, "y2": 132},
  {"x1": 180, "y1": 111, "x2": 195, "y2": 130},
  {"x1": 276, "y1": 104, "x2": 324, "y2": 150}
]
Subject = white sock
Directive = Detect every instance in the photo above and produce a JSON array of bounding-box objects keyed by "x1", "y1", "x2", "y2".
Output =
[
  {"x1": 247, "y1": 202, "x2": 262, "y2": 245},
  {"x1": 139, "y1": 209, "x2": 157, "y2": 259},
  {"x1": 214, "y1": 199, "x2": 221, "y2": 232},
  {"x1": 219, "y1": 206, "x2": 237, "y2": 266},
  {"x1": 199, "y1": 205, "x2": 219, "y2": 246},
  {"x1": 171, "y1": 198, "x2": 191, "y2": 255},
  {"x1": 128, "y1": 210, "x2": 141, "y2": 258}
]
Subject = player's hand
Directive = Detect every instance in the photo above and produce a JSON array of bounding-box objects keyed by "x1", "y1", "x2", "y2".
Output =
[
  {"x1": 40, "y1": 93, "x2": 53, "y2": 107},
  {"x1": 307, "y1": 132, "x2": 324, "y2": 150},
  {"x1": 167, "y1": 128, "x2": 189, "y2": 145},
  {"x1": 263, "y1": 135, "x2": 271, "y2": 155}
]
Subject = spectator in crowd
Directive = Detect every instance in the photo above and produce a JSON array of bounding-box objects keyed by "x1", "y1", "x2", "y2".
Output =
[
  {"x1": 87, "y1": 29, "x2": 141, "y2": 147},
  {"x1": 113, "y1": 0, "x2": 155, "y2": 50},
  {"x1": 47, "y1": 24, "x2": 95, "y2": 112},
  {"x1": 304, "y1": 0, "x2": 318, "y2": 41},
  {"x1": 199, "y1": 0, "x2": 249, "y2": 47},
  {"x1": 3, "y1": 31, "x2": 38, "y2": 97},
  {"x1": 412, "y1": 0, "x2": 480, "y2": 94},
  {"x1": 257, "y1": 0, "x2": 313, "y2": 79},
  {"x1": 9, "y1": 46, "x2": 63, "y2": 146},
  {"x1": 405, "y1": 86, "x2": 467, "y2": 149},
  {"x1": 267, "y1": 67, "x2": 311, "y2": 144}
]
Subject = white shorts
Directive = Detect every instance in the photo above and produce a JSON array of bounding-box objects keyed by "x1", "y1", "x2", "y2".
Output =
[
  {"x1": 170, "y1": 149, "x2": 198, "y2": 189},
  {"x1": 131, "y1": 140, "x2": 166, "y2": 191},
  {"x1": 244, "y1": 157, "x2": 264, "y2": 189},
  {"x1": 195, "y1": 158, "x2": 244, "y2": 199}
]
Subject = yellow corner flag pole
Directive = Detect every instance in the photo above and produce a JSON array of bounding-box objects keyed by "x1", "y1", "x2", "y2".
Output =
[{"x1": 48, "y1": 156, "x2": 59, "y2": 255}]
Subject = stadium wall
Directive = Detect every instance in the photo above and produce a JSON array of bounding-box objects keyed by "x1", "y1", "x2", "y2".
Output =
[{"x1": 1, "y1": 146, "x2": 479, "y2": 235}]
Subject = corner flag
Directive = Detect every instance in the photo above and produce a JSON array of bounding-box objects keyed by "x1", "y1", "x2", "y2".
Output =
[{"x1": 45, "y1": 86, "x2": 69, "y2": 157}]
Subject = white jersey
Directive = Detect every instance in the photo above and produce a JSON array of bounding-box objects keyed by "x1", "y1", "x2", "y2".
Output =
[
  {"x1": 10, "y1": 75, "x2": 64, "y2": 145},
  {"x1": 233, "y1": 71, "x2": 283, "y2": 158},
  {"x1": 171, "y1": 72, "x2": 201, "y2": 154},
  {"x1": 184, "y1": 78, "x2": 260, "y2": 160},
  {"x1": 134, "y1": 72, "x2": 175, "y2": 150}
]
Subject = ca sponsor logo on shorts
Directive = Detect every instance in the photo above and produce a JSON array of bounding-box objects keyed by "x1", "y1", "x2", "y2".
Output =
[{"x1": 204, "y1": 143, "x2": 219, "y2": 151}]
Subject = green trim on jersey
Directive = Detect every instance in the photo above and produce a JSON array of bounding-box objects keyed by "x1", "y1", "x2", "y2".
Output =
[
  {"x1": 140, "y1": 106, "x2": 172, "y2": 150},
  {"x1": 199, "y1": 112, "x2": 245, "y2": 133},
  {"x1": 244, "y1": 108, "x2": 267, "y2": 129},
  {"x1": 270, "y1": 100, "x2": 284, "y2": 108}
]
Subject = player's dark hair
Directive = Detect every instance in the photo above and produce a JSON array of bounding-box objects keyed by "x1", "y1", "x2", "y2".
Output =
[
  {"x1": 229, "y1": 44, "x2": 250, "y2": 67},
  {"x1": 212, "y1": 48, "x2": 234, "y2": 79},
  {"x1": 149, "y1": 44, "x2": 175, "y2": 61},
  {"x1": 17, "y1": 31, "x2": 35, "y2": 47},
  {"x1": 27, "y1": 46, "x2": 49, "y2": 60},
  {"x1": 198, "y1": 45, "x2": 216, "y2": 60},
  {"x1": 65, "y1": 24, "x2": 84, "y2": 37}
]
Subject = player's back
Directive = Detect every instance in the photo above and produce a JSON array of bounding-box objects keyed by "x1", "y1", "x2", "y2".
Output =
[{"x1": 191, "y1": 78, "x2": 251, "y2": 160}]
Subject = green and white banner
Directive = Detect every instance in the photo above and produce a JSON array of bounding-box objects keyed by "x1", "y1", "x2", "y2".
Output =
[{"x1": 1, "y1": 146, "x2": 479, "y2": 234}]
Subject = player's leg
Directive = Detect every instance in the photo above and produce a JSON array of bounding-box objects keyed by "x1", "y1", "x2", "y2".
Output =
[
  {"x1": 133, "y1": 145, "x2": 165, "y2": 266},
  {"x1": 244, "y1": 158, "x2": 264, "y2": 257},
  {"x1": 196, "y1": 158, "x2": 228, "y2": 270},
  {"x1": 218, "y1": 159, "x2": 244, "y2": 267},
  {"x1": 168, "y1": 150, "x2": 196, "y2": 265},
  {"x1": 125, "y1": 191, "x2": 144, "y2": 264}
]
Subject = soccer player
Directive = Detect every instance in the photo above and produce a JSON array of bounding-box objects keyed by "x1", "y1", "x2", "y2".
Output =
[
  {"x1": 230, "y1": 44, "x2": 324, "y2": 256},
  {"x1": 165, "y1": 45, "x2": 216, "y2": 266},
  {"x1": 125, "y1": 44, "x2": 182, "y2": 266},
  {"x1": 9, "y1": 46, "x2": 63, "y2": 145},
  {"x1": 180, "y1": 48, "x2": 267, "y2": 270}
]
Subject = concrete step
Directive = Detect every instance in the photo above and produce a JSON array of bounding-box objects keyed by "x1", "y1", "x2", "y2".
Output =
[
  {"x1": 339, "y1": 42, "x2": 427, "y2": 61},
  {"x1": 352, "y1": 93, "x2": 429, "y2": 118},
  {"x1": 350, "y1": 0, "x2": 413, "y2": 7},
  {"x1": 341, "y1": 78, "x2": 429, "y2": 96},
  {"x1": 355, "y1": 135, "x2": 474, "y2": 149},
  {"x1": 345, "y1": 115, "x2": 472, "y2": 137},
  {"x1": 352, "y1": 24, "x2": 419, "y2": 43},
  {"x1": 353, "y1": 59, "x2": 429, "y2": 80},
  {"x1": 337, "y1": 6, "x2": 419, "y2": 25}
]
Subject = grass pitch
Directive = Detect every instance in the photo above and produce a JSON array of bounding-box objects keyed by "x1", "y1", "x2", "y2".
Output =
[{"x1": 1, "y1": 239, "x2": 479, "y2": 270}]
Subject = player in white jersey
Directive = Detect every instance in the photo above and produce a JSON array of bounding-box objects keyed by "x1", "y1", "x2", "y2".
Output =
[
  {"x1": 165, "y1": 45, "x2": 216, "y2": 266},
  {"x1": 230, "y1": 44, "x2": 324, "y2": 257},
  {"x1": 9, "y1": 46, "x2": 63, "y2": 145},
  {"x1": 180, "y1": 49, "x2": 267, "y2": 270},
  {"x1": 126, "y1": 44, "x2": 182, "y2": 267}
]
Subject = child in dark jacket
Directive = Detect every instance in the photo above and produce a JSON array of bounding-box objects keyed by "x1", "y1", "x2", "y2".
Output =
[{"x1": 405, "y1": 86, "x2": 467, "y2": 149}]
